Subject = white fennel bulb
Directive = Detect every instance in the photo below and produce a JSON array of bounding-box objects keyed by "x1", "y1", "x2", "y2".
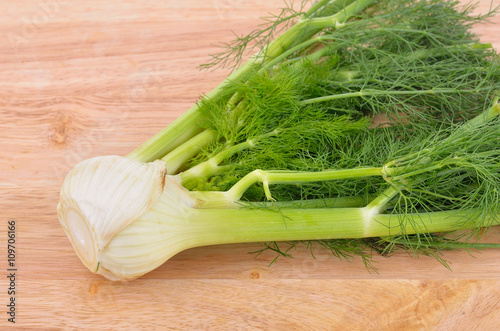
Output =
[{"x1": 57, "y1": 155, "x2": 198, "y2": 280}]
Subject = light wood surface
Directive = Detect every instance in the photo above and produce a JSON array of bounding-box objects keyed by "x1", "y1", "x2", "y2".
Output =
[{"x1": 1, "y1": 1, "x2": 500, "y2": 329}]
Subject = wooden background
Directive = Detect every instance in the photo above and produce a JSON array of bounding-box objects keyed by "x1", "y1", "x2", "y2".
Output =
[{"x1": 1, "y1": 0, "x2": 500, "y2": 329}]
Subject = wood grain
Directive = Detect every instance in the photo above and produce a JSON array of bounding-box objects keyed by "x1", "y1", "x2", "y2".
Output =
[{"x1": 1, "y1": 1, "x2": 500, "y2": 329}]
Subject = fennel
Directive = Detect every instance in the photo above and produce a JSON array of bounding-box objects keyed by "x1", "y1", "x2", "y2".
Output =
[{"x1": 58, "y1": 0, "x2": 500, "y2": 280}]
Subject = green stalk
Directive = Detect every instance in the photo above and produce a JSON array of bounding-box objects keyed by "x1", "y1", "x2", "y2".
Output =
[
  {"x1": 147, "y1": 200, "x2": 500, "y2": 249},
  {"x1": 263, "y1": 0, "x2": 374, "y2": 60},
  {"x1": 259, "y1": 36, "x2": 330, "y2": 73},
  {"x1": 365, "y1": 186, "x2": 400, "y2": 213},
  {"x1": 384, "y1": 236, "x2": 500, "y2": 250},
  {"x1": 299, "y1": 88, "x2": 473, "y2": 105},
  {"x1": 251, "y1": 194, "x2": 375, "y2": 209},
  {"x1": 162, "y1": 129, "x2": 217, "y2": 174},
  {"x1": 227, "y1": 167, "x2": 384, "y2": 201},
  {"x1": 303, "y1": 0, "x2": 337, "y2": 18},
  {"x1": 188, "y1": 191, "x2": 374, "y2": 209}
]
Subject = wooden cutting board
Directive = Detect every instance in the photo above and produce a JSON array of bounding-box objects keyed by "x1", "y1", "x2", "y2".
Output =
[{"x1": 1, "y1": 1, "x2": 500, "y2": 329}]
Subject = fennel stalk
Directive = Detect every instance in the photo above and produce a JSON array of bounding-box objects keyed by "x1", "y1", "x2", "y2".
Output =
[{"x1": 58, "y1": 0, "x2": 500, "y2": 280}]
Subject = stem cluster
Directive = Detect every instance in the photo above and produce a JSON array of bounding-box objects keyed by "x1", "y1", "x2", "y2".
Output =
[{"x1": 127, "y1": 0, "x2": 500, "y2": 265}]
